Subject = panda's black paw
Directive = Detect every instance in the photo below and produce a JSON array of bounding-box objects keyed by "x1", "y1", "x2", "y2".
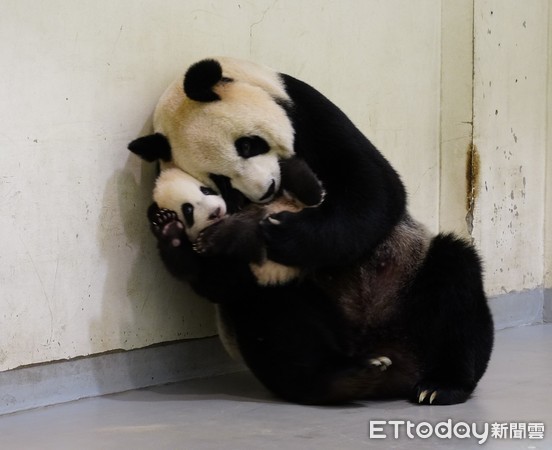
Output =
[
  {"x1": 195, "y1": 218, "x2": 263, "y2": 262},
  {"x1": 412, "y1": 383, "x2": 471, "y2": 406},
  {"x1": 148, "y1": 204, "x2": 185, "y2": 247},
  {"x1": 260, "y1": 212, "x2": 306, "y2": 265}
]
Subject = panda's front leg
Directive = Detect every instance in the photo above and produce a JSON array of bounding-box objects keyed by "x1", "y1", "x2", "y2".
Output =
[
  {"x1": 147, "y1": 203, "x2": 201, "y2": 280},
  {"x1": 194, "y1": 209, "x2": 265, "y2": 263},
  {"x1": 260, "y1": 206, "x2": 323, "y2": 267}
]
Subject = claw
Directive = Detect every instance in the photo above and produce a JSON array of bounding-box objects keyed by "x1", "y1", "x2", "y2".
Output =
[
  {"x1": 267, "y1": 216, "x2": 281, "y2": 226},
  {"x1": 429, "y1": 391, "x2": 437, "y2": 404},
  {"x1": 418, "y1": 390, "x2": 429, "y2": 403},
  {"x1": 192, "y1": 237, "x2": 205, "y2": 253},
  {"x1": 368, "y1": 356, "x2": 392, "y2": 371}
]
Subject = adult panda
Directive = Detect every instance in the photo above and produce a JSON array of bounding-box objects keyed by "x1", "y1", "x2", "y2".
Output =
[{"x1": 129, "y1": 57, "x2": 494, "y2": 405}]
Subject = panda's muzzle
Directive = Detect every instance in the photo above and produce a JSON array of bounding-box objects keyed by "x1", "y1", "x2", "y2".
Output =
[{"x1": 259, "y1": 179, "x2": 276, "y2": 202}]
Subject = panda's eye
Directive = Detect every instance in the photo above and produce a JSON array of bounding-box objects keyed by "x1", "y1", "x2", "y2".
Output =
[
  {"x1": 235, "y1": 136, "x2": 270, "y2": 159},
  {"x1": 181, "y1": 203, "x2": 195, "y2": 228},
  {"x1": 200, "y1": 186, "x2": 217, "y2": 196}
]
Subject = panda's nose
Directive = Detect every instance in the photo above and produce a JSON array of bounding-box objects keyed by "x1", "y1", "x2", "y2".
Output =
[
  {"x1": 259, "y1": 179, "x2": 276, "y2": 202},
  {"x1": 208, "y1": 207, "x2": 222, "y2": 220}
]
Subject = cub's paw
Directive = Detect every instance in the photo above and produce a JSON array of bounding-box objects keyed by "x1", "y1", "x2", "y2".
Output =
[
  {"x1": 193, "y1": 222, "x2": 225, "y2": 255},
  {"x1": 149, "y1": 207, "x2": 185, "y2": 247},
  {"x1": 412, "y1": 383, "x2": 471, "y2": 406},
  {"x1": 368, "y1": 356, "x2": 393, "y2": 371}
]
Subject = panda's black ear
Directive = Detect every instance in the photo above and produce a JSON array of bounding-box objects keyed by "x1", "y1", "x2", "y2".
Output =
[
  {"x1": 128, "y1": 133, "x2": 172, "y2": 162},
  {"x1": 184, "y1": 59, "x2": 225, "y2": 102}
]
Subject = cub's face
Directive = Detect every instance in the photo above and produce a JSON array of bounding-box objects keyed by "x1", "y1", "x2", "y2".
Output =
[{"x1": 153, "y1": 168, "x2": 227, "y2": 240}]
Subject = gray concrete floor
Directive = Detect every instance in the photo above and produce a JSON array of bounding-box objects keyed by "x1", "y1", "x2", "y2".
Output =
[{"x1": 0, "y1": 324, "x2": 550, "y2": 449}]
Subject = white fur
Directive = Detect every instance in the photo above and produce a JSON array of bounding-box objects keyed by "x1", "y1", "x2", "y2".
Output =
[
  {"x1": 152, "y1": 57, "x2": 295, "y2": 203},
  {"x1": 153, "y1": 168, "x2": 227, "y2": 240},
  {"x1": 250, "y1": 260, "x2": 301, "y2": 286}
]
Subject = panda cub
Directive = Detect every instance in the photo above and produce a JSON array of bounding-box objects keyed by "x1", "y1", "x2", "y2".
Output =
[
  {"x1": 152, "y1": 168, "x2": 227, "y2": 242},
  {"x1": 152, "y1": 157, "x2": 325, "y2": 286}
]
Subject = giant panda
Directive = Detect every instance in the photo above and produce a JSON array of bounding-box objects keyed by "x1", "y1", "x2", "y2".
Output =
[{"x1": 129, "y1": 57, "x2": 494, "y2": 405}]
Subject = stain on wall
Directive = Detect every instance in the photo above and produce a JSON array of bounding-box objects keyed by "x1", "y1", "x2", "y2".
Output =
[{"x1": 465, "y1": 143, "x2": 480, "y2": 235}]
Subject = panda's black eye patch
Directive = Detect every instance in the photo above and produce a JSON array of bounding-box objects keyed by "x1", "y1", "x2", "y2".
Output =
[
  {"x1": 235, "y1": 136, "x2": 270, "y2": 159},
  {"x1": 200, "y1": 186, "x2": 217, "y2": 196},
  {"x1": 181, "y1": 203, "x2": 195, "y2": 228}
]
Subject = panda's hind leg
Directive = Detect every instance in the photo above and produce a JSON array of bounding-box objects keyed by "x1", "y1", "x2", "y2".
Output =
[{"x1": 407, "y1": 234, "x2": 494, "y2": 406}]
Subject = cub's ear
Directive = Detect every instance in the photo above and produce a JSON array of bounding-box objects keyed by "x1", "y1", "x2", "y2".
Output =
[
  {"x1": 128, "y1": 133, "x2": 171, "y2": 162},
  {"x1": 184, "y1": 59, "x2": 229, "y2": 102}
]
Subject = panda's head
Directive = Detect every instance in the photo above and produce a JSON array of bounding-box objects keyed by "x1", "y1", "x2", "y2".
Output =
[
  {"x1": 153, "y1": 168, "x2": 227, "y2": 240},
  {"x1": 129, "y1": 57, "x2": 295, "y2": 204}
]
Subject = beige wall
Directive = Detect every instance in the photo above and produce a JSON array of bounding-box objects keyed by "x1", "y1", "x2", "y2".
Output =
[
  {"x1": 439, "y1": 0, "x2": 474, "y2": 237},
  {"x1": 0, "y1": 0, "x2": 442, "y2": 371},
  {"x1": 472, "y1": 0, "x2": 549, "y2": 296},
  {"x1": 0, "y1": 0, "x2": 549, "y2": 372}
]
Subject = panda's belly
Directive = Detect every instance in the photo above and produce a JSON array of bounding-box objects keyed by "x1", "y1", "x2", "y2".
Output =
[{"x1": 313, "y1": 214, "x2": 431, "y2": 329}]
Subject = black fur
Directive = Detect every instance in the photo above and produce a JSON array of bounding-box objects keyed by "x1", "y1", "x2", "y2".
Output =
[
  {"x1": 279, "y1": 157, "x2": 324, "y2": 206},
  {"x1": 260, "y1": 74, "x2": 406, "y2": 269},
  {"x1": 235, "y1": 136, "x2": 271, "y2": 159},
  {"x1": 128, "y1": 132, "x2": 172, "y2": 162},
  {"x1": 149, "y1": 205, "x2": 493, "y2": 405},
  {"x1": 133, "y1": 59, "x2": 493, "y2": 405},
  {"x1": 406, "y1": 234, "x2": 494, "y2": 404},
  {"x1": 183, "y1": 59, "x2": 225, "y2": 102},
  {"x1": 195, "y1": 156, "x2": 325, "y2": 264},
  {"x1": 195, "y1": 206, "x2": 266, "y2": 263},
  {"x1": 208, "y1": 174, "x2": 247, "y2": 214}
]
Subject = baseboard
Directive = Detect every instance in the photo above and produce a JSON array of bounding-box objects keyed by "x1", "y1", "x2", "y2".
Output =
[
  {"x1": 488, "y1": 289, "x2": 544, "y2": 330},
  {"x1": 545, "y1": 288, "x2": 552, "y2": 323},
  {"x1": 0, "y1": 336, "x2": 244, "y2": 416},
  {"x1": 1, "y1": 289, "x2": 546, "y2": 416}
]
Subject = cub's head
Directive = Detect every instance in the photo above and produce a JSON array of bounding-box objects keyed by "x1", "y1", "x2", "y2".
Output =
[
  {"x1": 153, "y1": 168, "x2": 226, "y2": 240},
  {"x1": 129, "y1": 57, "x2": 295, "y2": 204}
]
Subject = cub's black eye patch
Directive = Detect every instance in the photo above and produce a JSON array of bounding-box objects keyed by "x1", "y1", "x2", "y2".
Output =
[
  {"x1": 235, "y1": 136, "x2": 270, "y2": 159},
  {"x1": 181, "y1": 203, "x2": 195, "y2": 228},
  {"x1": 200, "y1": 186, "x2": 217, "y2": 196}
]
